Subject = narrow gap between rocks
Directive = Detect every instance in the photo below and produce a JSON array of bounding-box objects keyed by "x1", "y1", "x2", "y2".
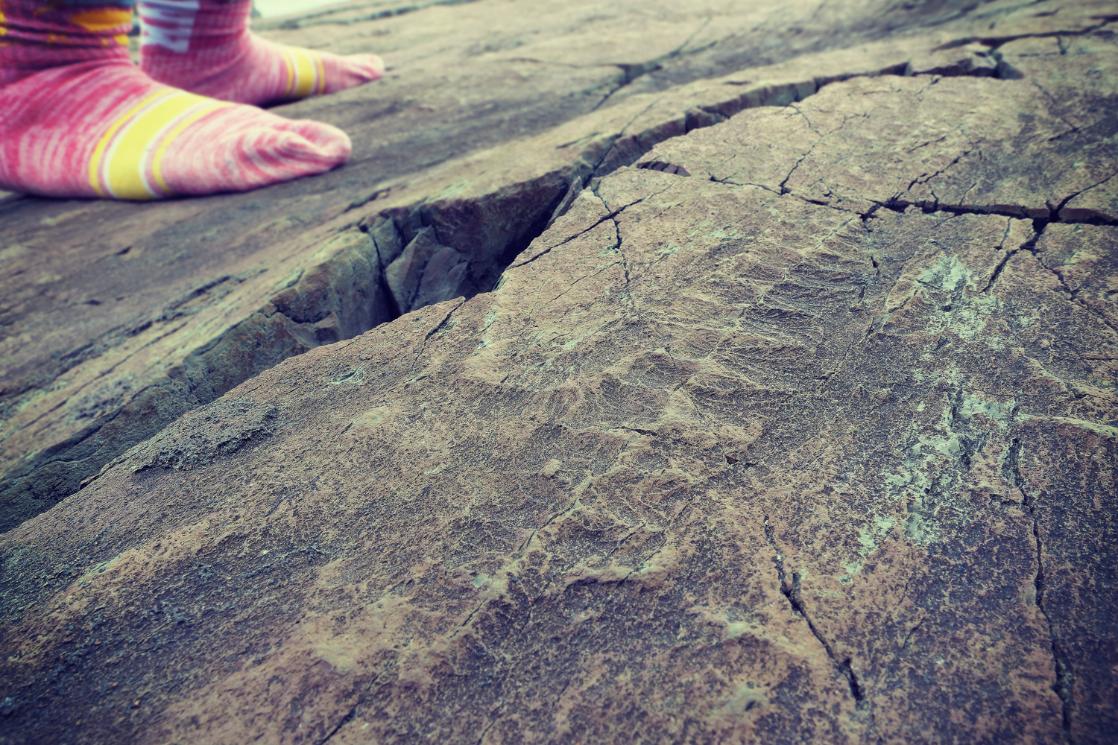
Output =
[{"x1": 350, "y1": 52, "x2": 1027, "y2": 331}]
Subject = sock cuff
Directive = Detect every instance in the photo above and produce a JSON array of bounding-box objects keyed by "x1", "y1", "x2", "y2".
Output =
[
  {"x1": 138, "y1": 0, "x2": 252, "y2": 54},
  {"x1": 0, "y1": 0, "x2": 133, "y2": 85}
]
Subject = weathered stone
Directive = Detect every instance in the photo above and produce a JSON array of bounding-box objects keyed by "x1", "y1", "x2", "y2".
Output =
[
  {"x1": 638, "y1": 33, "x2": 1118, "y2": 222},
  {"x1": 385, "y1": 227, "x2": 474, "y2": 310},
  {"x1": 4, "y1": 0, "x2": 1115, "y2": 530},
  {"x1": 0, "y1": 1, "x2": 1116, "y2": 743},
  {"x1": 1033, "y1": 223, "x2": 1118, "y2": 331}
]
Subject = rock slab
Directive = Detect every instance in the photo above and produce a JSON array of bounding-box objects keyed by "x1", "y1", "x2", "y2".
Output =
[{"x1": 1, "y1": 1, "x2": 1116, "y2": 743}]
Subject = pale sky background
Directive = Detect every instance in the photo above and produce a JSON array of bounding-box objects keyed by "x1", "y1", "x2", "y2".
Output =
[{"x1": 255, "y1": 0, "x2": 335, "y2": 17}]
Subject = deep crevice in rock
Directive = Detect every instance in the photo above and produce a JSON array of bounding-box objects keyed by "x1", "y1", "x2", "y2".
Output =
[{"x1": 342, "y1": 56, "x2": 991, "y2": 326}]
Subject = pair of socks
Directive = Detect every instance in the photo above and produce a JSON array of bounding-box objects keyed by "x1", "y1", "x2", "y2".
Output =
[{"x1": 0, "y1": 0, "x2": 383, "y2": 199}]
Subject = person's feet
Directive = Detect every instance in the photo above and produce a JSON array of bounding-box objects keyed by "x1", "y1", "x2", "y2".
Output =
[
  {"x1": 139, "y1": 0, "x2": 383, "y2": 106},
  {"x1": 143, "y1": 34, "x2": 384, "y2": 106},
  {"x1": 0, "y1": 60, "x2": 351, "y2": 199}
]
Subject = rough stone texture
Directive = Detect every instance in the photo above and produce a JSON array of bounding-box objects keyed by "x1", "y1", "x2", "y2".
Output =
[
  {"x1": 3, "y1": 0, "x2": 1117, "y2": 531},
  {"x1": 1, "y1": 1, "x2": 1117, "y2": 743},
  {"x1": 637, "y1": 34, "x2": 1118, "y2": 222}
]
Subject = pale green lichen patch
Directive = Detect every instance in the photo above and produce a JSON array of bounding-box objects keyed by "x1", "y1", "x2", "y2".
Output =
[
  {"x1": 0, "y1": 243, "x2": 29, "y2": 262},
  {"x1": 880, "y1": 388, "x2": 1016, "y2": 551},
  {"x1": 433, "y1": 179, "x2": 472, "y2": 200},
  {"x1": 911, "y1": 254, "x2": 1003, "y2": 344},
  {"x1": 686, "y1": 219, "x2": 744, "y2": 243},
  {"x1": 881, "y1": 402, "x2": 963, "y2": 548},
  {"x1": 350, "y1": 406, "x2": 391, "y2": 430},
  {"x1": 917, "y1": 254, "x2": 971, "y2": 293},
  {"x1": 905, "y1": 511, "x2": 939, "y2": 545},
  {"x1": 273, "y1": 268, "x2": 304, "y2": 292},
  {"x1": 76, "y1": 553, "x2": 126, "y2": 587},
  {"x1": 960, "y1": 391, "x2": 1015, "y2": 428},
  {"x1": 475, "y1": 309, "x2": 502, "y2": 350},
  {"x1": 840, "y1": 514, "x2": 896, "y2": 582}
]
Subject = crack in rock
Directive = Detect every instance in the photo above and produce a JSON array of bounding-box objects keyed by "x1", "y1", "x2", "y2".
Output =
[
  {"x1": 591, "y1": 18, "x2": 714, "y2": 111},
  {"x1": 1005, "y1": 438, "x2": 1075, "y2": 742},
  {"x1": 763, "y1": 517, "x2": 872, "y2": 720},
  {"x1": 590, "y1": 184, "x2": 639, "y2": 313},
  {"x1": 5, "y1": 12, "x2": 1114, "y2": 534}
]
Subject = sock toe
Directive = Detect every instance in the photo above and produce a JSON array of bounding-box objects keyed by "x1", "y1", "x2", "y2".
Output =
[
  {"x1": 157, "y1": 106, "x2": 352, "y2": 196},
  {"x1": 277, "y1": 118, "x2": 351, "y2": 163},
  {"x1": 321, "y1": 52, "x2": 385, "y2": 94},
  {"x1": 0, "y1": 60, "x2": 353, "y2": 199},
  {"x1": 352, "y1": 53, "x2": 386, "y2": 81},
  {"x1": 271, "y1": 121, "x2": 352, "y2": 168}
]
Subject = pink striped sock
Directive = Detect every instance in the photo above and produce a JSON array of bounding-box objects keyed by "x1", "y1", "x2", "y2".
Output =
[
  {"x1": 0, "y1": 0, "x2": 352, "y2": 199},
  {"x1": 139, "y1": 0, "x2": 384, "y2": 106}
]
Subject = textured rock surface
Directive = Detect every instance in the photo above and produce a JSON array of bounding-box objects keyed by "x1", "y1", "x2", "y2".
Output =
[
  {"x1": 637, "y1": 35, "x2": 1118, "y2": 222},
  {"x1": 1, "y1": 0, "x2": 1117, "y2": 743},
  {"x1": 3, "y1": 0, "x2": 1116, "y2": 531}
]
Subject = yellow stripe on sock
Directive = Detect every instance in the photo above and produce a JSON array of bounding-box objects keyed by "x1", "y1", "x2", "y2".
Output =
[
  {"x1": 103, "y1": 90, "x2": 210, "y2": 200},
  {"x1": 150, "y1": 99, "x2": 228, "y2": 196},
  {"x1": 69, "y1": 8, "x2": 132, "y2": 34},
  {"x1": 290, "y1": 48, "x2": 317, "y2": 98},
  {"x1": 284, "y1": 51, "x2": 296, "y2": 97},
  {"x1": 314, "y1": 55, "x2": 326, "y2": 94},
  {"x1": 88, "y1": 89, "x2": 169, "y2": 196}
]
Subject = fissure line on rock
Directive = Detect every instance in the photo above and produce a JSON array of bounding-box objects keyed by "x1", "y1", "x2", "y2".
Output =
[
  {"x1": 982, "y1": 244, "x2": 1024, "y2": 295},
  {"x1": 776, "y1": 111, "x2": 863, "y2": 195},
  {"x1": 545, "y1": 261, "x2": 623, "y2": 306},
  {"x1": 591, "y1": 17, "x2": 714, "y2": 111},
  {"x1": 474, "y1": 716, "x2": 499, "y2": 745},
  {"x1": 591, "y1": 184, "x2": 640, "y2": 313},
  {"x1": 317, "y1": 705, "x2": 357, "y2": 745},
  {"x1": 506, "y1": 44, "x2": 1017, "y2": 304},
  {"x1": 1005, "y1": 437, "x2": 1075, "y2": 742},
  {"x1": 762, "y1": 517, "x2": 871, "y2": 716},
  {"x1": 870, "y1": 198, "x2": 1118, "y2": 227},
  {"x1": 934, "y1": 15, "x2": 1118, "y2": 52},
  {"x1": 509, "y1": 194, "x2": 651, "y2": 269},
  {"x1": 413, "y1": 297, "x2": 468, "y2": 365},
  {"x1": 1014, "y1": 219, "x2": 1118, "y2": 335}
]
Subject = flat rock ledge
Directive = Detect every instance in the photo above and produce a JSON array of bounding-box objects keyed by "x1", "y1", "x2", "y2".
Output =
[{"x1": 1, "y1": 1, "x2": 1116, "y2": 743}]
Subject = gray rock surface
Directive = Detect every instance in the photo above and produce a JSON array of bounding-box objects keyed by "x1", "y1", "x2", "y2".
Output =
[
  {"x1": 1, "y1": 1, "x2": 1116, "y2": 743},
  {"x1": 3, "y1": 0, "x2": 1115, "y2": 531}
]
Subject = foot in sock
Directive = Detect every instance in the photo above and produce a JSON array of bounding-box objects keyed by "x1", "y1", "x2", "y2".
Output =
[
  {"x1": 0, "y1": 61, "x2": 351, "y2": 199},
  {"x1": 0, "y1": 0, "x2": 352, "y2": 199},
  {"x1": 139, "y1": 0, "x2": 384, "y2": 106}
]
